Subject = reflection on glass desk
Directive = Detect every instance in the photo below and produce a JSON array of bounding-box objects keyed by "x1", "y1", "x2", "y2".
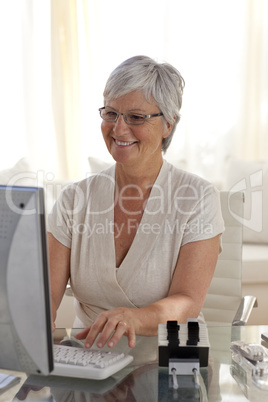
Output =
[{"x1": 1, "y1": 325, "x2": 268, "y2": 401}]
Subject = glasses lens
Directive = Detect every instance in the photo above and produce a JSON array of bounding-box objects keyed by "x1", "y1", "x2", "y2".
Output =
[
  {"x1": 125, "y1": 113, "x2": 145, "y2": 125},
  {"x1": 100, "y1": 109, "x2": 118, "y2": 121}
]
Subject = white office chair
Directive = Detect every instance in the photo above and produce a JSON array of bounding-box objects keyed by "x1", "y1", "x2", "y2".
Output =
[{"x1": 202, "y1": 191, "x2": 257, "y2": 326}]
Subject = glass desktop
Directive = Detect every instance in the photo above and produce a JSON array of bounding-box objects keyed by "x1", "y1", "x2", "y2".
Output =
[{"x1": 2, "y1": 325, "x2": 268, "y2": 401}]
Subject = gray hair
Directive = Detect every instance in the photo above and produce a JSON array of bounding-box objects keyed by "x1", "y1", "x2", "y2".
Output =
[{"x1": 103, "y1": 55, "x2": 185, "y2": 152}]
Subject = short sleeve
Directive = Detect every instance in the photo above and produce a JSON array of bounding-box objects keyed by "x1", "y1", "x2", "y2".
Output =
[
  {"x1": 47, "y1": 184, "x2": 76, "y2": 248},
  {"x1": 181, "y1": 185, "x2": 225, "y2": 247}
]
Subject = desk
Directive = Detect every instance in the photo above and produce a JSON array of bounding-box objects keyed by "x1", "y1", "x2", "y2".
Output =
[{"x1": 1, "y1": 325, "x2": 268, "y2": 401}]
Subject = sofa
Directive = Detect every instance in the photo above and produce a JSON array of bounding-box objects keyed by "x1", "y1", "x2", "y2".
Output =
[{"x1": 1, "y1": 156, "x2": 267, "y2": 326}]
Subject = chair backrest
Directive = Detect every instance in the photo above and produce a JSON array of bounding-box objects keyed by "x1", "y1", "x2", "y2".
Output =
[{"x1": 202, "y1": 191, "x2": 244, "y2": 325}]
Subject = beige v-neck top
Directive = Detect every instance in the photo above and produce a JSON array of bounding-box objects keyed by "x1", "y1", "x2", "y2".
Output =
[{"x1": 47, "y1": 160, "x2": 224, "y2": 326}]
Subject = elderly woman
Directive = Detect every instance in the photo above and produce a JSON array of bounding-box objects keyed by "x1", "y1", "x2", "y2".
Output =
[{"x1": 48, "y1": 55, "x2": 224, "y2": 350}]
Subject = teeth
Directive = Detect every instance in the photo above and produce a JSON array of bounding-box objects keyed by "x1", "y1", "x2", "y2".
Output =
[{"x1": 115, "y1": 140, "x2": 135, "y2": 146}]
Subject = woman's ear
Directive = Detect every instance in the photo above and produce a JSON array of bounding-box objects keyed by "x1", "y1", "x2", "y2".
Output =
[{"x1": 163, "y1": 118, "x2": 176, "y2": 138}]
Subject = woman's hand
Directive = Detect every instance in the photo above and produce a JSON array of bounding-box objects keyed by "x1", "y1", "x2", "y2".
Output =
[{"x1": 75, "y1": 307, "x2": 137, "y2": 349}]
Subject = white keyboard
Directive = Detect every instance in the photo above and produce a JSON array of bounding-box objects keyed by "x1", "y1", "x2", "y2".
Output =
[{"x1": 52, "y1": 344, "x2": 134, "y2": 380}]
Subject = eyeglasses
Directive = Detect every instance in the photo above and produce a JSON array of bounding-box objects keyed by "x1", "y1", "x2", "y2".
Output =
[{"x1": 99, "y1": 107, "x2": 163, "y2": 125}]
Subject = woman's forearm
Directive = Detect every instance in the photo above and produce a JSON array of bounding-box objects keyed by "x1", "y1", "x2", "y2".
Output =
[{"x1": 131, "y1": 293, "x2": 200, "y2": 336}]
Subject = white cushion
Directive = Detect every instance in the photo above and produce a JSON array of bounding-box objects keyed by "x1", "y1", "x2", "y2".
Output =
[
  {"x1": 0, "y1": 158, "x2": 39, "y2": 187},
  {"x1": 88, "y1": 156, "x2": 114, "y2": 173},
  {"x1": 164, "y1": 158, "x2": 188, "y2": 171},
  {"x1": 224, "y1": 157, "x2": 268, "y2": 244},
  {"x1": 88, "y1": 156, "x2": 188, "y2": 174}
]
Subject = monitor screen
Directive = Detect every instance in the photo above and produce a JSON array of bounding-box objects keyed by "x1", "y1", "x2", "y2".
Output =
[{"x1": 0, "y1": 185, "x2": 53, "y2": 375}]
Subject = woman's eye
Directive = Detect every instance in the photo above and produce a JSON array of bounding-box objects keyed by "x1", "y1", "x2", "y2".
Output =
[
  {"x1": 106, "y1": 111, "x2": 117, "y2": 118},
  {"x1": 128, "y1": 114, "x2": 144, "y2": 121}
]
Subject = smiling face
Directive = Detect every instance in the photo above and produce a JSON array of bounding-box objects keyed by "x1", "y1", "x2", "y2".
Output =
[{"x1": 101, "y1": 91, "x2": 173, "y2": 170}]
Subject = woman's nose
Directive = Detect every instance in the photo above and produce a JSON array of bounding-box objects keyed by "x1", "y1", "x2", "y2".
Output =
[{"x1": 113, "y1": 114, "x2": 130, "y2": 134}]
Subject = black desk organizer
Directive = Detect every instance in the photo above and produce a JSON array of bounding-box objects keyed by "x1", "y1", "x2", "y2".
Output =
[{"x1": 158, "y1": 319, "x2": 210, "y2": 368}]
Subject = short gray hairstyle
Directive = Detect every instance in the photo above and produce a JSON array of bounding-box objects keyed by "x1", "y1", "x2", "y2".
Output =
[{"x1": 103, "y1": 55, "x2": 185, "y2": 152}]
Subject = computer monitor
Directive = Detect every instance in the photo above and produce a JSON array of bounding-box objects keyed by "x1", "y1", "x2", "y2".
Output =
[{"x1": 0, "y1": 185, "x2": 53, "y2": 375}]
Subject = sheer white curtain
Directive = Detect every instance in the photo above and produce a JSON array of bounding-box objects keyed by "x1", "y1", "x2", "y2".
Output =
[
  {"x1": 235, "y1": 0, "x2": 268, "y2": 160},
  {"x1": 0, "y1": 0, "x2": 56, "y2": 174},
  {"x1": 51, "y1": 0, "x2": 82, "y2": 179},
  {"x1": 1, "y1": 0, "x2": 268, "y2": 182}
]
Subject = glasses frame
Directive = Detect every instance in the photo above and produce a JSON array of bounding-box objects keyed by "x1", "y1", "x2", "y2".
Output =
[{"x1": 99, "y1": 107, "x2": 163, "y2": 125}]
